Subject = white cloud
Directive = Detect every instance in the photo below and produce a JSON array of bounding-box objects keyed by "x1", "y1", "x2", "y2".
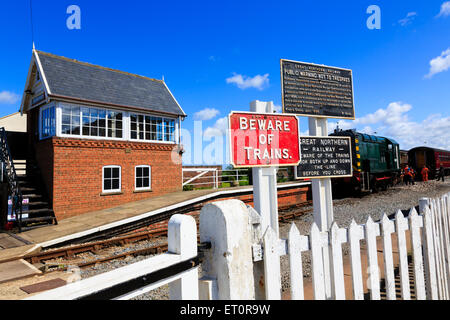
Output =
[
  {"x1": 204, "y1": 116, "x2": 228, "y2": 137},
  {"x1": 273, "y1": 104, "x2": 282, "y2": 113},
  {"x1": 437, "y1": 1, "x2": 450, "y2": 17},
  {"x1": 226, "y1": 73, "x2": 269, "y2": 90},
  {"x1": 425, "y1": 48, "x2": 450, "y2": 78},
  {"x1": 329, "y1": 102, "x2": 450, "y2": 150},
  {"x1": 194, "y1": 108, "x2": 220, "y2": 121},
  {"x1": 0, "y1": 91, "x2": 20, "y2": 104},
  {"x1": 398, "y1": 12, "x2": 417, "y2": 26}
]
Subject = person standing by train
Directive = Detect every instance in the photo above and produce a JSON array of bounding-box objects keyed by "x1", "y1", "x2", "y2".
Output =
[
  {"x1": 421, "y1": 166, "x2": 430, "y2": 182},
  {"x1": 403, "y1": 165, "x2": 412, "y2": 185},
  {"x1": 410, "y1": 168, "x2": 416, "y2": 185},
  {"x1": 436, "y1": 165, "x2": 445, "y2": 182}
]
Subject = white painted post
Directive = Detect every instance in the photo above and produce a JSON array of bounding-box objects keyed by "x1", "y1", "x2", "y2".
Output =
[
  {"x1": 436, "y1": 197, "x2": 450, "y2": 299},
  {"x1": 330, "y1": 221, "x2": 347, "y2": 300},
  {"x1": 308, "y1": 117, "x2": 334, "y2": 299},
  {"x1": 422, "y1": 205, "x2": 439, "y2": 300},
  {"x1": 288, "y1": 223, "x2": 309, "y2": 300},
  {"x1": 439, "y1": 195, "x2": 450, "y2": 298},
  {"x1": 348, "y1": 219, "x2": 365, "y2": 300},
  {"x1": 168, "y1": 214, "x2": 199, "y2": 300},
  {"x1": 409, "y1": 208, "x2": 426, "y2": 300},
  {"x1": 395, "y1": 210, "x2": 411, "y2": 300},
  {"x1": 199, "y1": 199, "x2": 255, "y2": 300},
  {"x1": 381, "y1": 214, "x2": 396, "y2": 300},
  {"x1": 250, "y1": 100, "x2": 279, "y2": 300},
  {"x1": 365, "y1": 216, "x2": 381, "y2": 300},
  {"x1": 431, "y1": 198, "x2": 445, "y2": 299},
  {"x1": 263, "y1": 227, "x2": 282, "y2": 300},
  {"x1": 310, "y1": 223, "x2": 326, "y2": 300},
  {"x1": 250, "y1": 100, "x2": 279, "y2": 237}
]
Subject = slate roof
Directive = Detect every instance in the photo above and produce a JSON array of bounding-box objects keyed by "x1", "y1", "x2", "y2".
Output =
[{"x1": 35, "y1": 51, "x2": 185, "y2": 117}]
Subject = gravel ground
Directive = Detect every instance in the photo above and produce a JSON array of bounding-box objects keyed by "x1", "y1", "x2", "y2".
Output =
[{"x1": 69, "y1": 179, "x2": 450, "y2": 299}]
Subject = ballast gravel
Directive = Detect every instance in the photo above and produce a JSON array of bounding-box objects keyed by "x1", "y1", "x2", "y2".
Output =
[{"x1": 74, "y1": 179, "x2": 450, "y2": 299}]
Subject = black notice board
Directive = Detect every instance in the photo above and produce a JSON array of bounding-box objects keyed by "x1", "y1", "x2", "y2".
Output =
[
  {"x1": 296, "y1": 136, "x2": 353, "y2": 179},
  {"x1": 281, "y1": 59, "x2": 355, "y2": 119}
]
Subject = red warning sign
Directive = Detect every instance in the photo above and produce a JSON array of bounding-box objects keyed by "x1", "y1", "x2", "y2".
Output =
[{"x1": 228, "y1": 112, "x2": 301, "y2": 168}]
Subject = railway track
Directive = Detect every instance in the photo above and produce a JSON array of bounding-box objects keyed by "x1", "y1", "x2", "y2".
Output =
[{"x1": 23, "y1": 201, "x2": 313, "y2": 273}]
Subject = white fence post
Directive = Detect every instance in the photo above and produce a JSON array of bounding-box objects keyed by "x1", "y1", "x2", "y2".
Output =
[
  {"x1": 348, "y1": 219, "x2": 364, "y2": 300},
  {"x1": 330, "y1": 222, "x2": 346, "y2": 300},
  {"x1": 199, "y1": 199, "x2": 255, "y2": 299},
  {"x1": 263, "y1": 227, "x2": 282, "y2": 300},
  {"x1": 381, "y1": 213, "x2": 396, "y2": 300},
  {"x1": 310, "y1": 223, "x2": 326, "y2": 300},
  {"x1": 395, "y1": 210, "x2": 411, "y2": 300},
  {"x1": 409, "y1": 208, "x2": 426, "y2": 300},
  {"x1": 288, "y1": 223, "x2": 309, "y2": 300},
  {"x1": 420, "y1": 197, "x2": 438, "y2": 299},
  {"x1": 365, "y1": 216, "x2": 381, "y2": 300},
  {"x1": 168, "y1": 214, "x2": 199, "y2": 300}
]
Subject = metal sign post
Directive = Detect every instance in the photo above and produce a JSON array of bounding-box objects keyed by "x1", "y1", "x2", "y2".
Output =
[
  {"x1": 228, "y1": 100, "x2": 302, "y2": 299},
  {"x1": 281, "y1": 59, "x2": 355, "y2": 300},
  {"x1": 308, "y1": 117, "x2": 334, "y2": 299},
  {"x1": 250, "y1": 100, "x2": 279, "y2": 237},
  {"x1": 250, "y1": 100, "x2": 279, "y2": 300}
]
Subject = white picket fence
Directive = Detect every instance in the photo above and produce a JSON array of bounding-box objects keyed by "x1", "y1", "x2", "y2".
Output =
[
  {"x1": 260, "y1": 192, "x2": 450, "y2": 300},
  {"x1": 26, "y1": 192, "x2": 450, "y2": 300}
]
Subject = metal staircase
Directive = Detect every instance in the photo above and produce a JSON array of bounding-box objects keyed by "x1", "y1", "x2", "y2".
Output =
[
  {"x1": 0, "y1": 127, "x2": 24, "y2": 231},
  {"x1": 0, "y1": 128, "x2": 57, "y2": 232}
]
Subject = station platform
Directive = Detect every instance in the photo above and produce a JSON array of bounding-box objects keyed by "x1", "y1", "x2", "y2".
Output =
[{"x1": 0, "y1": 181, "x2": 310, "y2": 264}]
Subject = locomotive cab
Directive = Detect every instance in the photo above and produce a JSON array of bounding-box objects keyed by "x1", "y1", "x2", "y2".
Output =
[{"x1": 330, "y1": 129, "x2": 401, "y2": 195}]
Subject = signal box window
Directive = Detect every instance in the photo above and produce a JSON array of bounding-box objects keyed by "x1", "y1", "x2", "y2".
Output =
[
  {"x1": 135, "y1": 165, "x2": 151, "y2": 191},
  {"x1": 103, "y1": 166, "x2": 121, "y2": 193}
]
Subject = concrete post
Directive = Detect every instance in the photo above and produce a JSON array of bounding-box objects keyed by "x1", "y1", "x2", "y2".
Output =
[
  {"x1": 199, "y1": 199, "x2": 255, "y2": 299},
  {"x1": 168, "y1": 214, "x2": 199, "y2": 300}
]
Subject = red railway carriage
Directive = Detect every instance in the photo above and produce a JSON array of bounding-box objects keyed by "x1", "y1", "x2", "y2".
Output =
[{"x1": 408, "y1": 147, "x2": 450, "y2": 180}]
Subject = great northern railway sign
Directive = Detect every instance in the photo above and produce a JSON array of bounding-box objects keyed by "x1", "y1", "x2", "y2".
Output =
[
  {"x1": 281, "y1": 59, "x2": 355, "y2": 119},
  {"x1": 296, "y1": 136, "x2": 353, "y2": 179},
  {"x1": 228, "y1": 111, "x2": 301, "y2": 168}
]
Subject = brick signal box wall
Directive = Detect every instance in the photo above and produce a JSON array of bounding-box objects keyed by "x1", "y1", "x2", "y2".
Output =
[
  {"x1": 34, "y1": 137, "x2": 182, "y2": 220},
  {"x1": 53, "y1": 138, "x2": 182, "y2": 220},
  {"x1": 28, "y1": 108, "x2": 182, "y2": 220}
]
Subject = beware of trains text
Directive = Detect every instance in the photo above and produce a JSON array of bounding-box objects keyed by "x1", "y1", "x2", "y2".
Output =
[{"x1": 228, "y1": 112, "x2": 301, "y2": 168}]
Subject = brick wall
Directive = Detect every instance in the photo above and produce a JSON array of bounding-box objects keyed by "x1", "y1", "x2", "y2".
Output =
[{"x1": 51, "y1": 137, "x2": 182, "y2": 220}]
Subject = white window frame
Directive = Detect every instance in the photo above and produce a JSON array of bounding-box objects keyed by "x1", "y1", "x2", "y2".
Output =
[
  {"x1": 102, "y1": 165, "x2": 122, "y2": 193},
  {"x1": 39, "y1": 103, "x2": 56, "y2": 140},
  {"x1": 59, "y1": 103, "x2": 125, "y2": 141},
  {"x1": 56, "y1": 102, "x2": 178, "y2": 144},
  {"x1": 129, "y1": 112, "x2": 177, "y2": 143},
  {"x1": 135, "y1": 165, "x2": 152, "y2": 191}
]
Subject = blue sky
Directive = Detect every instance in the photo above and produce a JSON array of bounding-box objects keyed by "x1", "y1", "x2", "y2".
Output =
[{"x1": 0, "y1": 1, "x2": 449, "y2": 164}]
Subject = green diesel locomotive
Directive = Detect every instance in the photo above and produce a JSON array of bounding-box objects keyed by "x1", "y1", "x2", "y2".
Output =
[{"x1": 330, "y1": 129, "x2": 402, "y2": 194}]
